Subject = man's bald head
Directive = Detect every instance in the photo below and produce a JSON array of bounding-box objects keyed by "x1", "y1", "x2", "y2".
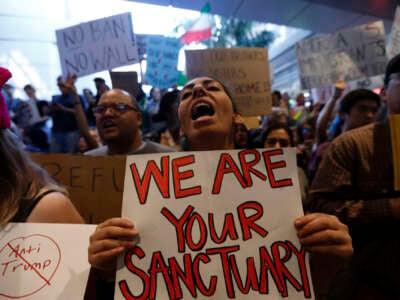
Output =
[{"x1": 99, "y1": 89, "x2": 139, "y2": 110}]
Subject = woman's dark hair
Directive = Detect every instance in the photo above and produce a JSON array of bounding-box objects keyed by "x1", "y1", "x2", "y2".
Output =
[
  {"x1": 153, "y1": 89, "x2": 180, "y2": 122},
  {"x1": 0, "y1": 130, "x2": 65, "y2": 224},
  {"x1": 233, "y1": 123, "x2": 249, "y2": 149},
  {"x1": 261, "y1": 123, "x2": 294, "y2": 147},
  {"x1": 272, "y1": 90, "x2": 282, "y2": 100}
]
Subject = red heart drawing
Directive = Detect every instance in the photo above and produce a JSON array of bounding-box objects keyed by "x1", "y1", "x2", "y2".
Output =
[{"x1": 0, "y1": 234, "x2": 61, "y2": 298}]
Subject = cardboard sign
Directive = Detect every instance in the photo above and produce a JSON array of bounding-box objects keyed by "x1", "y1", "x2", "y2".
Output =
[
  {"x1": 109, "y1": 71, "x2": 139, "y2": 98},
  {"x1": 388, "y1": 6, "x2": 400, "y2": 60},
  {"x1": 0, "y1": 223, "x2": 95, "y2": 299},
  {"x1": 145, "y1": 36, "x2": 181, "y2": 89},
  {"x1": 30, "y1": 153, "x2": 126, "y2": 224},
  {"x1": 115, "y1": 149, "x2": 313, "y2": 299},
  {"x1": 56, "y1": 13, "x2": 139, "y2": 77},
  {"x1": 390, "y1": 115, "x2": 400, "y2": 191},
  {"x1": 185, "y1": 48, "x2": 272, "y2": 116},
  {"x1": 296, "y1": 21, "x2": 387, "y2": 89}
]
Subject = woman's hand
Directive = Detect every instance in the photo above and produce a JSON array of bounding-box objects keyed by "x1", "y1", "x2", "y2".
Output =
[
  {"x1": 88, "y1": 218, "x2": 138, "y2": 271},
  {"x1": 294, "y1": 213, "x2": 353, "y2": 260}
]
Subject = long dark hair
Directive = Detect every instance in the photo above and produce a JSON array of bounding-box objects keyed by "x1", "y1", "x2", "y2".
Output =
[{"x1": 0, "y1": 130, "x2": 66, "y2": 224}]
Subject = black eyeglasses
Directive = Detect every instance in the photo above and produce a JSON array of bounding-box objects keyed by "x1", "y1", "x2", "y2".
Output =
[
  {"x1": 266, "y1": 138, "x2": 290, "y2": 147},
  {"x1": 93, "y1": 103, "x2": 138, "y2": 115}
]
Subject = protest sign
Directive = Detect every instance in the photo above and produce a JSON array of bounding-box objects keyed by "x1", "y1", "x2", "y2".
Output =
[
  {"x1": 388, "y1": 6, "x2": 400, "y2": 60},
  {"x1": 296, "y1": 21, "x2": 387, "y2": 89},
  {"x1": 56, "y1": 12, "x2": 139, "y2": 77},
  {"x1": 136, "y1": 34, "x2": 164, "y2": 61},
  {"x1": 145, "y1": 36, "x2": 181, "y2": 89},
  {"x1": 110, "y1": 71, "x2": 139, "y2": 98},
  {"x1": 0, "y1": 223, "x2": 95, "y2": 299},
  {"x1": 115, "y1": 149, "x2": 313, "y2": 299},
  {"x1": 30, "y1": 153, "x2": 126, "y2": 224},
  {"x1": 185, "y1": 48, "x2": 272, "y2": 116},
  {"x1": 390, "y1": 115, "x2": 400, "y2": 191},
  {"x1": 136, "y1": 34, "x2": 148, "y2": 61}
]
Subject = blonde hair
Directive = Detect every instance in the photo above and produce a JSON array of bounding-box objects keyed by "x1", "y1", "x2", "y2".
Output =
[{"x1": 0, "y1": 130, "x2": 66, "y2": 225}]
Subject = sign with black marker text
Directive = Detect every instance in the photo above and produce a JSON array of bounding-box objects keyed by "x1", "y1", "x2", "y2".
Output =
[
  {"x1": 296, "y1": 21, "x2": 387, "y2": 89},
  {"x1": 56, "y1": 13, "x2": 139, "y2": 77},
  {"x1": 185, "y1": 48, "x2": 272, "y2": 116},
  {"x1": 30, "y1": 153, "x2": 126, "y2": 224},
  {"x1": 115, "y1": 149, "x2": 313, "y2": 299},
  {"x1": 388, "y1": 6, "x2": 400, "y2": 60}
]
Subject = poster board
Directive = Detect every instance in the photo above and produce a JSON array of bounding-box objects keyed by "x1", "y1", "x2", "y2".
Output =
[
  {"x1": 388, "y1": 6, "x2": 400, "y2": 60},
  {"x1": 145, "y1": 36, "x2": 181, "y2": 89},
  {"x1": 30, "y1": 153, "x2": 126, "y2": 224},
  {"x1": 115, "y1": 149, "x2": 313, "y2": 299},
  {"x1": 185, "y1": 48, "x2": 272, "y2": 116},
  {"x1": 390, "y1": 115, "x2": 400, "y2": 191},
  {"x1": 296, "y1": 21, "x2": 387, "y2": 89},
  {"x1": 0, "y1": 223, "x2": 95, "y2": 299},
  {"x1": 136, "y1": 34, "x2": 164, "y2": 61},
  {"x1": 109, "y1": 71, "x2": 139, "y2": 98},
  {"x1": 56, "y1": 12, "x2": 139, "y2": 77}
]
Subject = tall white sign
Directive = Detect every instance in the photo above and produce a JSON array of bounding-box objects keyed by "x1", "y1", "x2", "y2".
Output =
[{"x1": 116, "y1": 149, "x2": 314, "y2": 299}]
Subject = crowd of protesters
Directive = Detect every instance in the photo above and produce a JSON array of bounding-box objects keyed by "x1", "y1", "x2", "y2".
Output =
[{"x1": 1, "y1": 51, "x2": 400, "y2": 299}]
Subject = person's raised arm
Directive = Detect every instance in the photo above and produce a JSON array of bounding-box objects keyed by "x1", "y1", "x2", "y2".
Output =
[
  {"x1": 315, "y1": 80, "x2": 345, "y2": 143},
  {"x1": 60, "y1": 75, "x2": 99, "y2": 150}
]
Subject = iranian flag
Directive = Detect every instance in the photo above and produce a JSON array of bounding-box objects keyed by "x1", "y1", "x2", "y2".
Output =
[{"x1": 181, "y1": 2, "x2": 212, "y2": 44}]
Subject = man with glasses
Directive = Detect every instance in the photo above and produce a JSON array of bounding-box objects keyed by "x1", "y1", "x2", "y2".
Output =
[
  {"x1": 308, "y1": 54, "x2": 400, "y2": 299},
  {"x1": 85, "y1": 89, "x2": 173, "y2": 155}
]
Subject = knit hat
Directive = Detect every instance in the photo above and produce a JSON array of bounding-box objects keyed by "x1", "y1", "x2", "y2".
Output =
[
  {"x1": 0, "y1": 67, "x2": 12, "y2": 129},
  {"x1": 384, "y1": 53, "x2": 400, "y2": 86}
]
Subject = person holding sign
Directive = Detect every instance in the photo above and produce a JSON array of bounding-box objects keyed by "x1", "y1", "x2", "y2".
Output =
[
  {"x1": 309, "y1": 53, "x2": 400, "y2": 299},
  {"x1": 88, "y1": 76, "x2": 353, "y2": 297},
  {"x1": 0, "y1": 67, "x2": 84, "y2": 225}
]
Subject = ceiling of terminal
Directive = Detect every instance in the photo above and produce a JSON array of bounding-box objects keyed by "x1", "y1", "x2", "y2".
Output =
[{"x1": 129, "y1": 0, "x2": 398, "y2": 33}]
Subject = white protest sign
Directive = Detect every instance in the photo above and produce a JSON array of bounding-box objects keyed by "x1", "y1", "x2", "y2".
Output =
[
  {"x1": 296, "y1": 21, "x2": 387, "y2": 89},
  {"x1": 115, "y1": 149, "x2": 313, "y2": 299},
  {"x1": 185, "y1": 48, "x2": 272, "y2": 116},
  {"x1": 0, "y1": 223, "x2": 95, "y2": 299},
  {"x1": 388, "y1": 6, "x2": 400, "y2": 60},
  {"x1": 56, "y1": 13, "x2": 139, "y2": 77},
  {"x1": 145, "y1": 36, "x2": 181, "y2": 89}
]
